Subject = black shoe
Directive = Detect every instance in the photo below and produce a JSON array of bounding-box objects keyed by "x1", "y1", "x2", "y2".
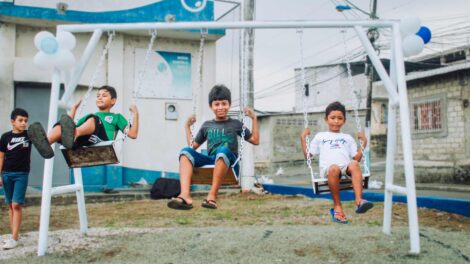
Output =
[
  {"x1": 28, "y1": 123, "x2": 54, "y2": 159},
  {"x1": 59, "y1": 115, "x2": 75, "y2": 149}
]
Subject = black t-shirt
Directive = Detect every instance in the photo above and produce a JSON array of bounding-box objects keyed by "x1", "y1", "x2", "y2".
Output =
[
  {"x1": 195, "y1": 118, "x2": 252, "y2": 156},
  {"x1": 0, "y1": 130, "x2": 32, "y2": 172}
]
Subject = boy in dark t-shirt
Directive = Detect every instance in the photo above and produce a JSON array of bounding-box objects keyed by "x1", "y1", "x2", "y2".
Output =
[
  {"x1": 0, "y1": 108, "x2": 32, "y2": 249},
  {"x1": 168, "y1": 84, "x2": 259, "y2": 210},
  {"x1": 27, "y1": 85, "x2": 139, "y2": 159}
]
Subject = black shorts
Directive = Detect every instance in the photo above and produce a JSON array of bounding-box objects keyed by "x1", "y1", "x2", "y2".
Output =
[{"x1": 54, "y1": 114, "x2": 109, "y2": 148}]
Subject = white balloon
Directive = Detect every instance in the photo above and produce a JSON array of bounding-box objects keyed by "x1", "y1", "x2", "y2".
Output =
[
  {"x1": 54, "y1": 50, "x2": 76, "y2": 69},
  {"x1": 403, "y1": 35, "x2": 424, "y2": 57},
  {"x1": 34, "y1": 31, "x2": 55, "y2": 50},
  {"x1": 400, "y1": 17, "x2": 421, "y2": 37},
  {"x1": 33, "y1": 52, "x2": 55, "y2": 69},
  {"x1": 57, "y1": 31, "x2": 76, "y2": 50}
]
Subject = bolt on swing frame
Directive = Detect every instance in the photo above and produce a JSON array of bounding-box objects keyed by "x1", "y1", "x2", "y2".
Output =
[{"x1": 38, "y1": 20, "x2": 419, "y2": 256}]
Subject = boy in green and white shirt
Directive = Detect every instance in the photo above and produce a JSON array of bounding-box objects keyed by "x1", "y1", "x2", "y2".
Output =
[{"x1": 28, "y1": 86, "x2": 139, "y2": 158}]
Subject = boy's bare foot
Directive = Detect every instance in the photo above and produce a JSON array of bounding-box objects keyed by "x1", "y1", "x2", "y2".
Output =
[
  {"x1": 60, "y1": 115, "x2": 75, "y2": 149},
  {"x1": 28, "y1": 123, "x2": 54, "y2": 158}
]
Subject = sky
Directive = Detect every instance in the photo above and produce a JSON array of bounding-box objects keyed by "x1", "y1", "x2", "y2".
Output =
[{"x1": 214, "y1": 0, "x2": 470, "y2": 112}]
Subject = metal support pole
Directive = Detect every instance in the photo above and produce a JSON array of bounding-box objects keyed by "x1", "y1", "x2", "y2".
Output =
[
  {"x1": 37, "y1": 69, "x2": 61, "y2": 256},
  {"x1": 73, "y1": 168, "x2": 88, "y2": 235}
]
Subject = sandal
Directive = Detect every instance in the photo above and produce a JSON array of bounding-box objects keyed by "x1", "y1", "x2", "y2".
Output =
[
  {"x1": 167, "y1": 197, "x2": 193, "y2": 210},
  {"x1": 202, "y1": 199, "x2": 218, "y2": 209},
  {"x1": 355, "y1": 200, "x2": 374, "y2": 214},
  {"x1": 28, "y1": 122, "x2": 54, "y2": 159},
  {"x1": 329, "y1": 208, "x2": 349, "y2": 224},
  {"x1": 59, "y1": 115, "x2": 76, "y2": 149}
]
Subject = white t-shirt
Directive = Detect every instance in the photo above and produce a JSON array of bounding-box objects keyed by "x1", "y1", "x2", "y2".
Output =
[{"x1": 309, "y1": 131, "x2": 357, "y2": 173}]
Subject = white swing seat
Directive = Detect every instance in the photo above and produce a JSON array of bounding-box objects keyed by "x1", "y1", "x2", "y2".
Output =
[
  {"x1": 60, "y1": 141, "x2": 119, "y2": 168},
  {"x1": 191, "y1": 165, "x2": 239, "y2": 186},
  {"x1": 312, "y1": 174, "x2": 370, "y2": 195}
]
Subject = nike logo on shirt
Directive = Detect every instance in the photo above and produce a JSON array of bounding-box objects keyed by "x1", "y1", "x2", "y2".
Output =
[{"x1": 7, "y1": 140, "x2": 29, "y2": 150}]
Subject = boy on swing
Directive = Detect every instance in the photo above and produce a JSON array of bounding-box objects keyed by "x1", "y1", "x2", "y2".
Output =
[
  {"x1": 28, "y1": 85, "x2": 139, "y2": 158},
  {"x1": 168, "y1": 84, "x2": 259, "y2": 210},
  {"x1": 300, "y1": 101, "x2": 373, "y2": 224}
]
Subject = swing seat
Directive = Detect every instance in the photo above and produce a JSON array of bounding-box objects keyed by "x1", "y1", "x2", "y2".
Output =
[
  {"x1": 61, "y1": 141, "x2": 119, "y2": 168},
  {"x1": 191, "y1": 165, "x2": 239, "y2": 186},
  {"x1": 312, "y1": 175, "x2": 370, "y2": 195}
]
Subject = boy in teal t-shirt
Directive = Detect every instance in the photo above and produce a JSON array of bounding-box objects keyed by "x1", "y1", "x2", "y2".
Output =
[{"x1": 28, "y1": 85, "x2": 139, "y2": 158}]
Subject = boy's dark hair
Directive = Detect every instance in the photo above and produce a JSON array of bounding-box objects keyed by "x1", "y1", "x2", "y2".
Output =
[
  {"x1": 325, "y1": 101, "x2": 346, "y2": 119},
  {"x1": 99, "y1": 85, "x2": 117, "y2": 99},
  {"x1": 208, "y1": 84, "x2": 231, "y2": 106},
  {"x1": 11, "y1": 108, "x2": 29, "y2": 120}
]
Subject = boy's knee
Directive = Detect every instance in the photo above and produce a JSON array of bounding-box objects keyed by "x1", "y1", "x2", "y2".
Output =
[
  {"x1": 349, "y1": 160, "x2": 360, "y2": 170},
  {"x1": 214, "y1": 147, "x2": 232, "y2": 168},
  {"x1": 11, "y1": 203, "x2": 22, "y2": 211},
  {"x1": 179, "y1": 147, "x2": 195, "y2": 165},
  {"x1": 328, "y1": 165, "x2": 341, "y2": 176}
]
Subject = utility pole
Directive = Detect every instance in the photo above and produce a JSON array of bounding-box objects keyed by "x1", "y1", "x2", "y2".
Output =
[
  {"x1": 365, "y1": 0, "x2": 378, "y2": 128},
  {"x1": 241, "y1": 0, "x2": 255, "y2": 191}
]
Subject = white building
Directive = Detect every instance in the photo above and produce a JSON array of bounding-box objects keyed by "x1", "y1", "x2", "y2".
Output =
[{"x1": 0, "y1": 0, "x2": 229, "y2": 190}]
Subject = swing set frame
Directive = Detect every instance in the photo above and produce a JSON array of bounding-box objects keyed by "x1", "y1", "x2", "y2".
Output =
[{"x1": 38, "y1": 20, "x2": 420, "y2": 256}]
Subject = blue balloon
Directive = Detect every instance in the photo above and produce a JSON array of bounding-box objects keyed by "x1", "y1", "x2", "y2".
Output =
[
  {"x1": 416, "y1": 26, "x2": 432, "y2": 44},
  {"x1": 40, "y1": 37, "x2": 59, "y2": 54}
]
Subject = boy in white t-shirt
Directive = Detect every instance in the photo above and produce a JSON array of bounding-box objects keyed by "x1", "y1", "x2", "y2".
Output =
[{"x1": 300, "y1": 101, "x2": 373, "y2": 224}]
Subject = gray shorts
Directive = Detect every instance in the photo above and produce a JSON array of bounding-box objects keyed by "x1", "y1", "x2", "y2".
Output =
[{"x1": 321, "y1": 164, "x2": 351, "y2": 179}]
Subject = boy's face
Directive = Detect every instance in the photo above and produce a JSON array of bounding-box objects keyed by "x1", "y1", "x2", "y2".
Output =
[
  {"x1": 11, "y1": 115, "x2": 28, "y2": 133},
  {"x1": 325, "y1": 110, "x2": 345, "y2": 132},
  {"x1": 96, "y1": 90, "x2": 116, "y2": 110},
  {"x1": 210, "y1": 100, "x2": 230, "y2": 120}
]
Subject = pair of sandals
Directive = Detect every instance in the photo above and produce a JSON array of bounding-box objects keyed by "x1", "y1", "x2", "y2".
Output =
[
  {"x1": 167, "y1": 197, "x2": 217, "y2": 210},
  {"x1": 28, "y1": 115, "x2": 75, "y2": 159},
  {"x1": 330, "y1": 200, "x2": 374, "y2": 224}
]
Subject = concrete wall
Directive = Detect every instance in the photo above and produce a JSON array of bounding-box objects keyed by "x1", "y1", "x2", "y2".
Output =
[{"x1": 0, "y1": 23, "x2": 15, "y2": 133}]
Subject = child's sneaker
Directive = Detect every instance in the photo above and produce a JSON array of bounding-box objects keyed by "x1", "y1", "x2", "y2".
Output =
[
  {"x1": 355, "y1": 199, "x2": 374, "y2": 214},
  {"x1": 28, "y1": 123, "x2": 54, "y2": 158},
  {"x1": 2, "y1": 239, "x2": 18, "y2": 250},
  {"x1": 59, "y1": 115, "x2": 76, "y2": 149}
]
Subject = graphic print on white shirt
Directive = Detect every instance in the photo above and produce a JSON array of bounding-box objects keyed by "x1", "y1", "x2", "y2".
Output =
[{"x1": 309, "y1": 131, "x2": 357, "y2": 172}]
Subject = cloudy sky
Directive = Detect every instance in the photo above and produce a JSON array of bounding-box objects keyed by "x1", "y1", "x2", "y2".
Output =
[{"x1": 214, "y1": 0, "x2": 470, "y2": 111}]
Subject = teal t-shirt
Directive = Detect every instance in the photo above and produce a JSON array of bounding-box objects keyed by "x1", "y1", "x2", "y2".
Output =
[{"x1": 77, "y1": 112, "x2": 128, "y2": 140}]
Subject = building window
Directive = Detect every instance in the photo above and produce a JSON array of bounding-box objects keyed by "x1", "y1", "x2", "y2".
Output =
[
  {"x1": 412, "y1": 98, "x2": 444, "y2": 133},
  {"x1": 380, "y1": 103, "x2": 388, "y2": 124}
]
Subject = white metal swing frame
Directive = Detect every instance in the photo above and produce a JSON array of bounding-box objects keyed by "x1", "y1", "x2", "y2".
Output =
[{"x1": 38, "y1": 20, "x2": 420, "y2": 256}]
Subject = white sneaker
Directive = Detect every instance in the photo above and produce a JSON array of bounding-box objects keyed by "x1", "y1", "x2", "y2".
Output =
[{"x1": 2, "y1": 239, "x2": 18, "y2": 250}]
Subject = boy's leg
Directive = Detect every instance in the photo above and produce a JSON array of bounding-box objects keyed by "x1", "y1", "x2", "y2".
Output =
[
  {"x1": 10, "y1": 172, "x2": 28, "y2": 241},
  {"x1": 47, "y1": 125, "x2": 62, "y2": 144},
  {"x1": 205, "y1": 158, "x2": 229, "y2": 207},
  {"x1": 327, "y1": 165, "x2": 343, "y2": 213},
  {"x1": 347, "y1": 160, "x2": 363, "y2": 205},
  {"x1": 74, "y1": 116, "x2": 96, "y2": 139},
  {"x1": 178, "y1": 155, "x2": 194, "y2": 205},
  {"x1": 10, "y1": 203, "x2": 22, "y2": 241}
]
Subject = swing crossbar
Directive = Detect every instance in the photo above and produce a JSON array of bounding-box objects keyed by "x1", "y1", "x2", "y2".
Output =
[
  {"x1": 191, "y1": 165, "x2": 239, "y2": 185},
  {"x1": 312, "y1": 175, "x2": 369, "y2": 194},
  {"x1": 60, "y1": 141, "x2": 119, "y2": 168}
]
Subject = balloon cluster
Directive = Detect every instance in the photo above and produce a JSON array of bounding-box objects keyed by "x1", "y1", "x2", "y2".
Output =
[
  {"x1": 400, "y1": 17, "x2": 432, "y2": 57},
  {"x1": 33, "y1": 31, "x2": 76, "y2": 70}
]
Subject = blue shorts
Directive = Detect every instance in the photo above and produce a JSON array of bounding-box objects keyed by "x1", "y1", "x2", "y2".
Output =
[
  {"x1": 2, "y1": 171, "x2": 29, "y2": 204},
  {"x1": 180, "y1": 147, "x2": 239, "y2": 174}
]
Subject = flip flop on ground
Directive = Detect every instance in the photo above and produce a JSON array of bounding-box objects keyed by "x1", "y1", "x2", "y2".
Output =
[
  {"x1": 167, "y1": 197, "x2": 193, "y2": 210},
  {"x1": 329, "y1": 208, "x2": 349, "y2": 224},
  {"x1": 28, "y1": 122, "x2": 54, "y2": 159},
  {"x1": 201, "y1": 199, "x2": 218, "y2": 209},
  {"x1": 355, "y1": 200, "x2": 374, "y2": 214},
  {"x1": 60, "y1": 115, "x2": 76, "y2": 149}
]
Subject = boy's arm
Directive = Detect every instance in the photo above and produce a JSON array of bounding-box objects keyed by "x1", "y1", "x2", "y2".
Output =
[
  {"x1": 244, "y1": 107, "x2": 259, "y2": 145},
  {"x1": 67, "y1": 99, "x2": 82, "y2": 119},
  {"x1": 300, "y1": 128, "x2": 311, "y2": 159},
  {"x1": 126, "y1": 104, "x2": 139, "y2": 139},
  {"x1": 352, "y1": 132, "x2": 367, "y2": 161},
  {"x1": 0, "y1": 151, "x2": 4, "y2": 187},
  {"x1": 185, "y1": 114, "x2": 200, "y2": 149}
]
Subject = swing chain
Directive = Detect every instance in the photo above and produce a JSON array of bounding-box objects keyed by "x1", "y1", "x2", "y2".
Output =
[
  {"x1": 342, "y1": 29, "x2": 369, "y2": 174},
  {"x1": 75, "y1": 31, "x2": 115, "y2": 122},
  {"x1": 190, "y1": 30, "x2": 207, "y2": 148},
  {"x1": 123, "y1": 29, "x2": 158, "y2": 141},
  {"x1": 297, "y1": 28, "x2": 315, "y2": 178}
]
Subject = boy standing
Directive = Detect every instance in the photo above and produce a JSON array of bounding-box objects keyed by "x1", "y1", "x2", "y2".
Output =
[
  {"x1": 0, "y1": 108, "x2": 32, "y2": 249},
  {"x1": 168, "y1": 84, "x2": 259, "y2": 210},
  {"x1": 28, "y1": 85, "x2": 139, "y2": 158},
  {"x1": 300, "y1": 101, "x2": 373, "y2": 224}
]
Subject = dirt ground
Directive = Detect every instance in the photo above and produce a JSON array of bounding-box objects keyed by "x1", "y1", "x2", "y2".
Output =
[{"x1": 1, "y1": 193, "x2": 469, "y2": 263}]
